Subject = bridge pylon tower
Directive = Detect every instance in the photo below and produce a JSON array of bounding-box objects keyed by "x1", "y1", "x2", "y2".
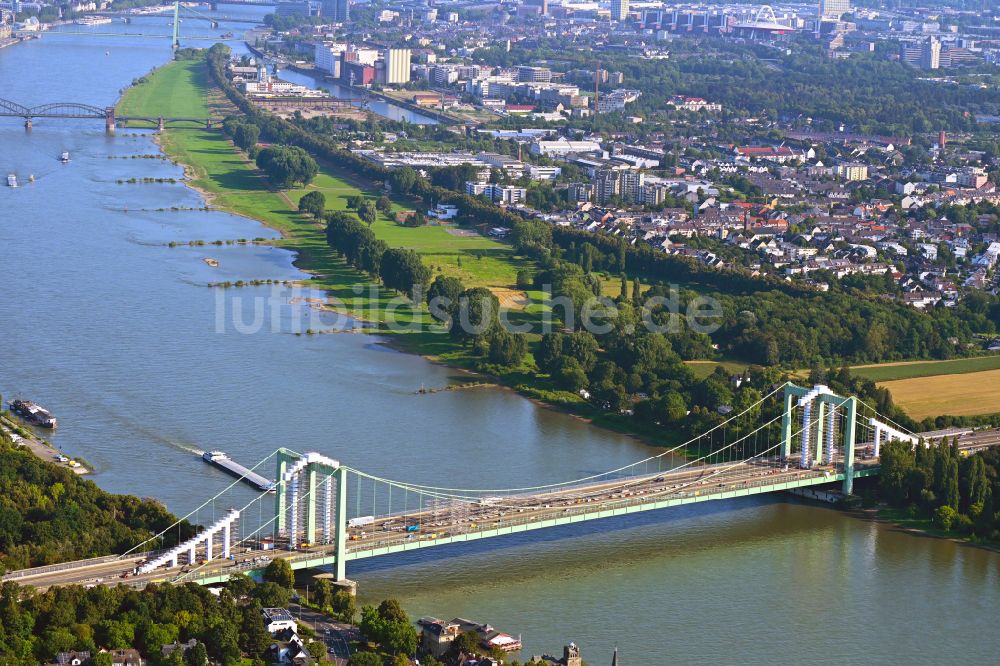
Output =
[
  {"x1": 171, "y1": 1, "x2": 180, "y2": 50},
  {"x1": 781, "y1": 383, "x2": 858, "y2": 494},
  {"x1": 274, "y1": 450, "x2": 348, "y2": 579}
]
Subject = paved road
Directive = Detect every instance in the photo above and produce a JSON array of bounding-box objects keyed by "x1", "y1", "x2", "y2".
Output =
[
  {"x1": 342, "y1": 457, "x2": 859, "y2": 556},
  {"x1": 291, "y1": 603, "x2": 355, "y2": 666}
]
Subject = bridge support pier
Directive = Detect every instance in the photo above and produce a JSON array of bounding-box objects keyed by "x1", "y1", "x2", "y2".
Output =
[
  {"x1": 814, "y1": 401, "x2": 826, "y2": 465},
  {"x1": 157, "y1": 117, "x2": 165, "y2": 132},
  {"x1": 105, "y1": 107, "x2": 116, "y2": 133},
  {"x1": 23, "y1": 118, "x2": 31, "y2": 131},
  {"x1": 305, "y1": 466, "x2": 318, "y2": 545},
  {"x1": 784, "y1": 383, "x2": 861, "y2": 494},
  {"x1": 288, "y1": 472, "x2": 301, "y2": 550},
  {"x1": 824, "y1": 405, "x2": 837, "y2": 465},
  {"x1": 800, "y1": 399, "x2": 813, "y2": 468},
  {"x1": 323, "y1": 474, "x2": 333, "y2": 545}
]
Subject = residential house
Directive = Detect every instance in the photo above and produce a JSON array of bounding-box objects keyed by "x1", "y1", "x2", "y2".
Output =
[
  {"x1": 105, "y1": 649, "x2": 143, "y2": 666},
  {"x1": 265, "y1": 634, "x2": 313, "y2": 666},
  {"x1": 54, "y1": 652, "x2": 91, "y2": 666},
  {"x1": 263, "y1": 608, "x2": 298, "y2": 635},
  {"x1": 418, "y1": 617, "x2": 521, "y2": 659},
  {"x1": 161, "y1": 640, "x2": 198, "y2": 661}
]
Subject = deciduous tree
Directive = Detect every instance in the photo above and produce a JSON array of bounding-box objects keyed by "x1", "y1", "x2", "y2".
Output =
[{"x1": 263, "y1": 558, "x2": 294, "y2": 589}]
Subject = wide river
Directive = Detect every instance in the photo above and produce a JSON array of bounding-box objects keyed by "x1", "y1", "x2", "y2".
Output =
[{"x1": 0, "y1": 7, "x2": 997, "y2": 664}]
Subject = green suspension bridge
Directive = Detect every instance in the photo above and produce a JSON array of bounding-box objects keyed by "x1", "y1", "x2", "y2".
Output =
[
  {"x1": 14, "y1": 2, "x2": 253, "y2": 47},
  {"x1": 2, "y1": 382, "x2": 987, "y2": 590}
]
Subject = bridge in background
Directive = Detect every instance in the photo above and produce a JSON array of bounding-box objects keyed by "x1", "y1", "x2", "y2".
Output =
[
  {"x1": 4, "y1": 383, "x2": 993, "y2": 590},
  {"x1": 0, "y1": 98, "x2": 217, "y2": 130},
  {"x1": 15, "y1": 2, "x2": 265, "y2": 47}
]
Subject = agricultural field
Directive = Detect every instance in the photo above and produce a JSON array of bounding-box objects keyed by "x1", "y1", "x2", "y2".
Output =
[
  {"x1": 850, "y1": 355, "x2": 1000, "y2": 382},
  {"x1": 684, "y1": 360, "x2": 751, "y2": 380},
  {"x1": 879, "y1": 369, "x2": 1000, "y2": 420}
]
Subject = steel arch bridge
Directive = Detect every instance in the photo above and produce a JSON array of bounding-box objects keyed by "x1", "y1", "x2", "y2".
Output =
[
  {"x1": 0, "y1": 97, "x2": 217, "y2": 129},
  {"x1": 0, "y1": 99, "x2": 108, "y2": 119}
]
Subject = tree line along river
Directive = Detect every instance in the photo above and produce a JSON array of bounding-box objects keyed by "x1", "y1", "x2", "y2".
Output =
[{"x1": 0, "y1": 7, "x2": 997, "y2": 664}]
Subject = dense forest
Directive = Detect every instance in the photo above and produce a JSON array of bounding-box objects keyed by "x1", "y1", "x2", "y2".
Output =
[
  {"x1": 878, "y1": 439, "x2": 999, "y2": 541},
  {"x1": 0, "y1": 567, "x2": 540, "y2": 666},
  {"x1": 0, "y1": 427, "x2": 193, "y2": 573}
]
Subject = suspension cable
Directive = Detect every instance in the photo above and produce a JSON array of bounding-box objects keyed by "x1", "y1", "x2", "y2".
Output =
[{"x1": 347, "y1": 382, "x2": 790, "y2": 495}]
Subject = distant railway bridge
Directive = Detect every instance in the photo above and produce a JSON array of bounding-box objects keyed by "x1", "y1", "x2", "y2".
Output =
[{"x1": 0, "y1": 99, "x2": 217, "y2": 131}]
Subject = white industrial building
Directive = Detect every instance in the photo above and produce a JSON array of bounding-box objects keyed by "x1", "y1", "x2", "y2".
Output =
[
  {"x1": 314, "y1": 42, "x2": 346, "y2": 77},
  {"x1": 384, "y1": 48, "x2": 412, "y2": 85}
]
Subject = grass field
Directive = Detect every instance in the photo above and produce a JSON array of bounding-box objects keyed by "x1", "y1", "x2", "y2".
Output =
[
  {"x1": 850, "y1": 355, "x2": 1000, "y2": 382},
  {"x1": 287, "y1": 171, "x2": 532, "y2": 293},
  {"x1": 118, "y1": 57, "x2": 211, "y2": 118},
  {"x1": 879, "y1": 368, "x2": 1000, "y2": 419},
  {"x1": 684, "y1": 360, "x2": 750, "y2": 380}
]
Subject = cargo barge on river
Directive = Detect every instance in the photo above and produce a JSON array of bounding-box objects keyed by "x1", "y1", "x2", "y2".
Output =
[{"x1": 202, "y1": 450, "x2": 276, "y2": 492}]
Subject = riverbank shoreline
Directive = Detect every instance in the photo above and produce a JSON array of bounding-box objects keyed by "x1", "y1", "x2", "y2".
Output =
[
  {"x1": 786, "y1": 489, "x2": 1000, "y2": 554},
  {"x1": 0, "y1": 35, "x2": 37, "y2": 50},
  {"x1": 0, "y1": 413, "x2": 92, "y2": 475},
  {"x1": 869, "y1": 504, "x2": 1000, "y2": 553}
]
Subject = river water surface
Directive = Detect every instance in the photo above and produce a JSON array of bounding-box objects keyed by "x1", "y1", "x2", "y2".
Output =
[{"x1": 0, "y1": 7, "x2": 998, "y2": 665}]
